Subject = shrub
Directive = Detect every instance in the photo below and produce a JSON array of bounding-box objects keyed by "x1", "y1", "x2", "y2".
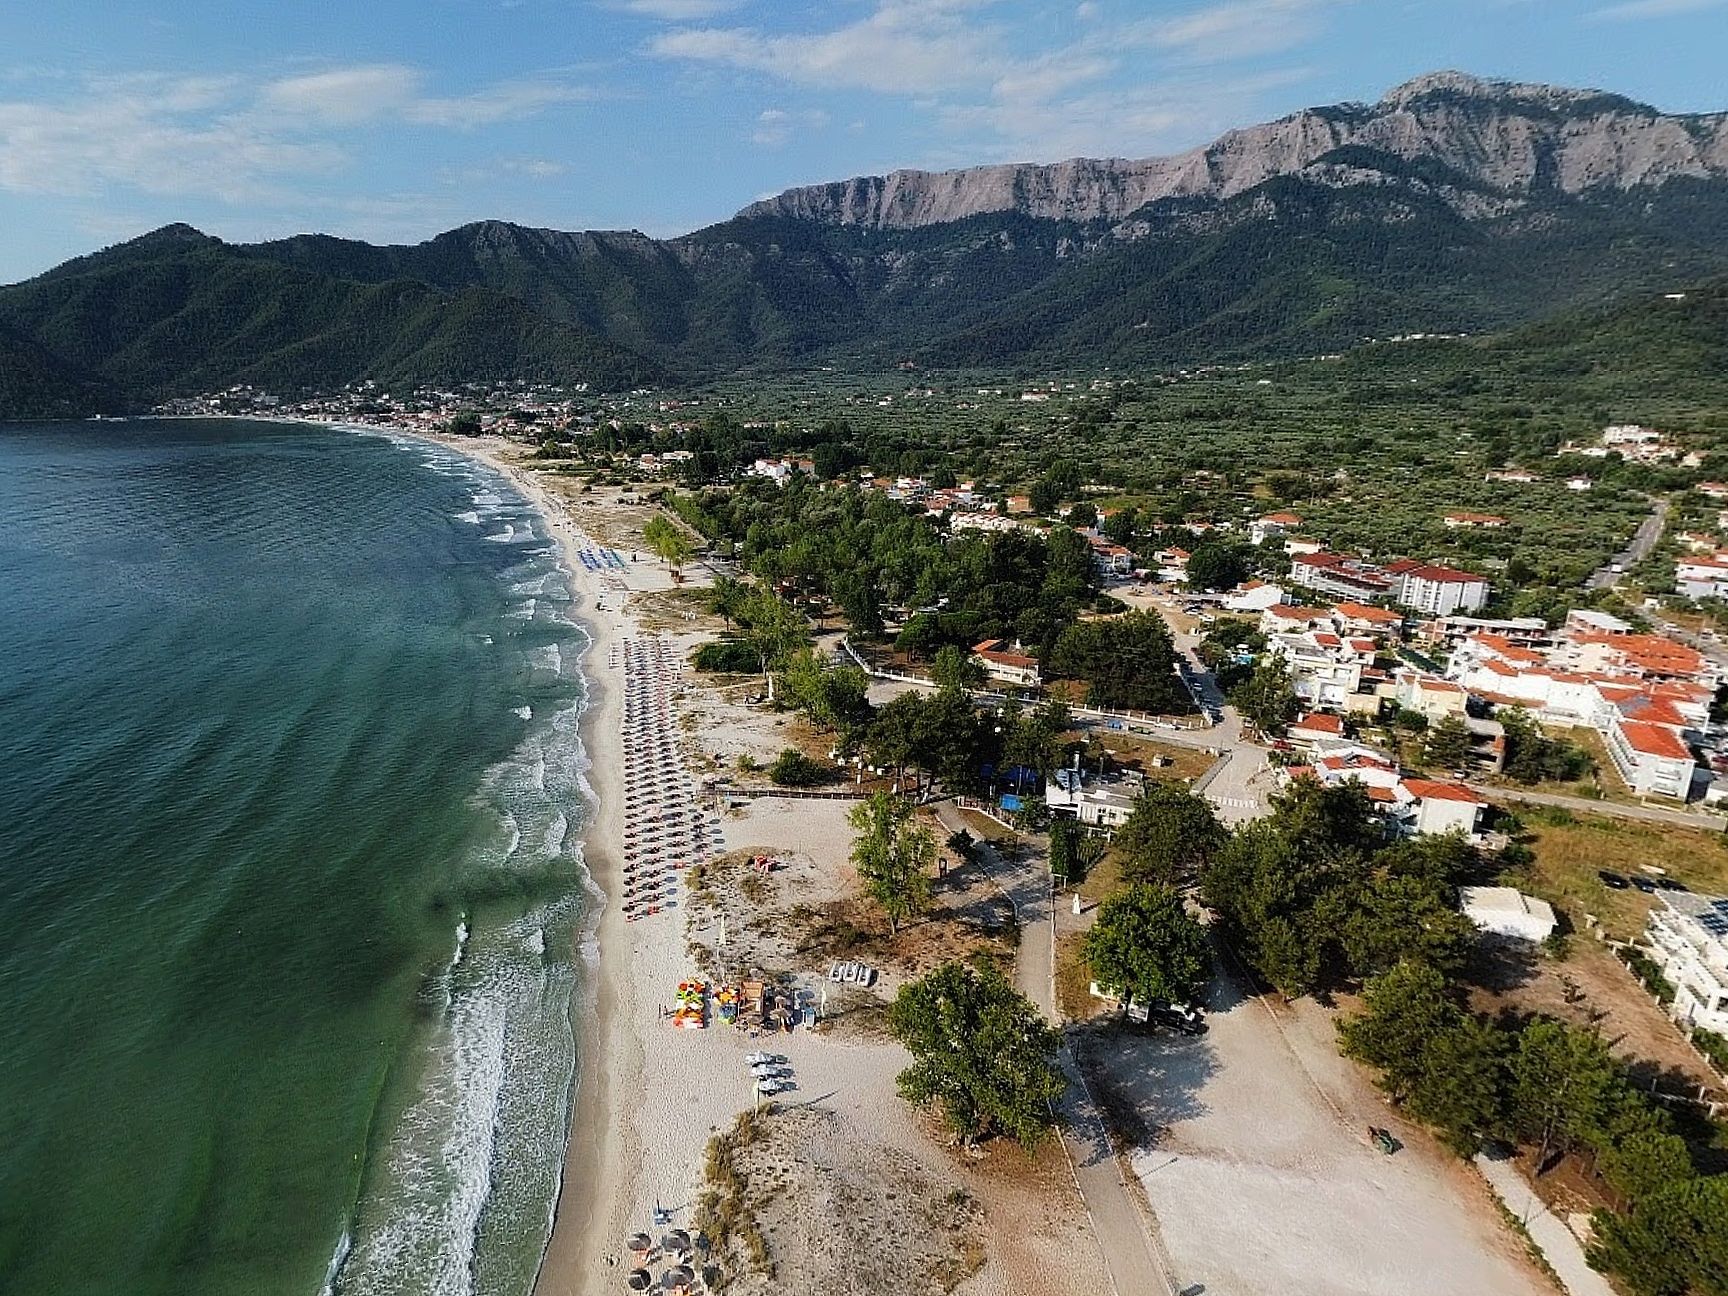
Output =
[
  {"x1": 768, "y1": 748, "x2": 834, "y2": 787},
  {"x1": 1692, "y1": 1029, "x2": 1728, "y2": 1074},
  {"x1": 694, "y1": 639, "x2": 760, "y2": 673}
]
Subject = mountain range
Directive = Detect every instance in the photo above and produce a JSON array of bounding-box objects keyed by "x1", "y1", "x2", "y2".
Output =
[{"x1": 3, "y1": 70, "x2": 1727, "y2": 416}]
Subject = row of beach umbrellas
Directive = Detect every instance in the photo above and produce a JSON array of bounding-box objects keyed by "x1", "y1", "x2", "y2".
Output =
[{"x1": 618, "y1": 637, "x2": 723, "y2": 922}]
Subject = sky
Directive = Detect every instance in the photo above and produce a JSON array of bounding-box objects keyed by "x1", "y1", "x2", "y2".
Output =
[{"x1": 1, "y1": 0, "x2": 1725, "y2": 282}]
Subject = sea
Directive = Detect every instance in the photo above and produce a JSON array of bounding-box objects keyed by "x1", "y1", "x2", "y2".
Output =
[{"x1": 0, "y1": 418, "x2": 597, "y2": 1296}]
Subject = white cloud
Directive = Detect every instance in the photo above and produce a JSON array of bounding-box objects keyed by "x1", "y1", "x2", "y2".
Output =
[
  {"x1": 0, "y1": 76, "x2": 341, "y2": 201},
  {"x1": 0, "y1": 66, "x2": 595, "y2": 206},
  {"x1": 259, "y1": 65, "x2": 425, "y2": 125},
  {"x1": 1120, "y1": 0, "x2": 1337, "y2": 62},
  {"x1": 750, "y1": 106, "x2": 829, "y2": 146},
  {"x1": 610, "y1": 0, "x2": 747, "y2": 17},
  {"x1": 259, "y1": 64, "x2": 596, "y2": 128},
  {"x1": 1075, "y1": 1, "x2": 1102, "y2": 18},
  {"x1": 648, "y1": 1, "x2": 1008, "y2": 95},
  {"x1": 1591, "y1": 0, "x2": 1724, "y2": 18}
]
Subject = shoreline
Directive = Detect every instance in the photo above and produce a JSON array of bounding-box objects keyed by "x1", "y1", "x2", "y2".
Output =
[{"x1": 360, "y1": 425, "x2": 639, "y2": 1296}]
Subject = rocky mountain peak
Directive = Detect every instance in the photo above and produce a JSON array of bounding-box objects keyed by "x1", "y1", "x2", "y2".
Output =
[{"x1": 735, "y1": 71, "x2": 1728, "y2": 232}]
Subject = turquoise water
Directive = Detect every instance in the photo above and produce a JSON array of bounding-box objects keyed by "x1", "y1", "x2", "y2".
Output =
[{"x1": 0, "y1": 419, "x2": 593, "y2": 1296}]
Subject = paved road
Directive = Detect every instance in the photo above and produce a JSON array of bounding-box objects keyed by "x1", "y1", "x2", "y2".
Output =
[
  {"x1": 1587, "y1": 496, "x2": 1668, "y2": 590},
  {"x1": 934, "y1": 802, "x2": 1179, "y2": 1296},
  {"x1": 1468, "y1": 782, "x2": 1725, "y2": 831}
]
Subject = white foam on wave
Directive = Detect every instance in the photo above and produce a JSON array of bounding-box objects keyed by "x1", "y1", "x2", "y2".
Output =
[
  {"x1": 485, "y1": 525, "x2": 517, "y2": 544},
  {"x1": 319, "y1": 1229, "x2": 352, "y2": 1296},
  {"x1": 455, "y1": 510, "x2": 481, "y2": 525},
  {"x1": 471, "y1": 491, "x2": 504, "y2": 507},
  {"x1": 512, "y1": 705, "x2": 532, "y2": 721}
]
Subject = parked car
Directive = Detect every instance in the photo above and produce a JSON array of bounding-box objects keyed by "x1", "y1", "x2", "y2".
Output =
[
  {"x1": 1630, "y1": 875, "x2": 1658, "y2": 893},
  {"x1": 1597, "y1": 870, "x2": 1630, "y2": 890},
  {"x1": 1655, "y1": 877, "x2": 1690, "y2": 892}
]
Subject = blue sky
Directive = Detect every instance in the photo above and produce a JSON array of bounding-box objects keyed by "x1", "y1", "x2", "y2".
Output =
[{"x1": 1, "y1": 0, "x2": 1724, "y2": 282}]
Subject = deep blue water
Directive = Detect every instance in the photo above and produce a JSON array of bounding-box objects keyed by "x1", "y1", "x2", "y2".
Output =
[{"x1": 0, "y1": 419, "x2": 592, "y2": 1296}]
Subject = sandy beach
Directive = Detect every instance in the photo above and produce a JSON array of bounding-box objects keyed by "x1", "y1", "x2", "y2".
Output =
[{"x1": 378, "y1": 431, "x2": 1098, "y2": 1296}]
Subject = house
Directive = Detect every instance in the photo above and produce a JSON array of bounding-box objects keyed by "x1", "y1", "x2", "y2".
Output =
[
  {"x1": 1698, "y1": 482, "x2": 1728, "y2": 500},
  {"x1": 1271, "y1": 629, "x2": 1377, "y2": 709},
  {"x1": 1676, "y1": 554, "x2": 1728, "y2": 601},
  {"x1": 1645, "y1": 893, "x2": 1728, "y2": 1036},
  {"x1": 1251, "y1": 512, "x2": 1303, "y2": 545},
  {"x1": 1393, "y1": 670, "x2": 1470, "y2": 722},
  {"x1": 1155, "y1": 548, "x2": 1190, "y2": 582},
  {"x1": 1400, "y1": 779, "x2": 1489, "y2": 836},
  {"x1": 1386, "y1": 561, "x2": 1490, "y2": 616},
  {"x1": 1088, "y1": 537, "x2": 1136, "y2": 577},
  {"x1": 1461, "y1": 887, "x2": 1557, "y2": 942},
  {"x1": 1045, "y1": 768, "x2": 1141, "y2": 829},
  {"x1": 1223, "y1": 581, "x2": 1288, "y2": 613},
  {"x1": 1288, "y1": 712, "x2": 1346, "y2": 748},
  {"x1": 1443, "y1": 512, "x2": 1508, "y2": 529},
  {"x1": 1565, "y1": 476, "x2": 1593, "y2": 492},
  {"x1": 971, "y1": 639, "x2": 1042, "y2": 688},
  {"x1": 1486, "y1": 469, "x2": 1539, "y2": 484},
  {"x1": 1331, "y1": 602, "x2": 1403, "y2": 638},
  {"x1": 1289, "y1": 552, "x2": 1396, "y2": 602},
  {"x1": 1259, "y1": 604, "x2": 1336, "y2": 634},
  {"x1": 1426, "y1": 615, "x2": 1550, "y2": 650},
  {"x1": 1605, "y1": 719, "x2": 1696, "y2": 799}
]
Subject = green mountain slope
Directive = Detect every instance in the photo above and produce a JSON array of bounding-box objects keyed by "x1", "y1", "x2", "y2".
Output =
[
  {"x1": 5, "y1": 73, "x2": 1728, "y2": 408},
  {"x1": 0, "y1": 228, "x2": 656, "y2": 413}
]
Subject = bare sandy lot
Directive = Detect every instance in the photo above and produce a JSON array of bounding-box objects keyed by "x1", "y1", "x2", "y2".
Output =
[{"x1": 1090, "y1": 961, "x2": 1555, "y2": 1296}]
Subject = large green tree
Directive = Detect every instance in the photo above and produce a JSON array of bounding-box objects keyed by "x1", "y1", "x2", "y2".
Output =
[
  {"x1": 848, "y1": 791, "x2": 936, "y2": 934},
  {"x1": 1230, "y1": 655, "x2": 1299, "y2": 736},
  {"x1": 1083, "y1": 883, "x2": 1210, "y2": 1007},
  {"x1": 642, "y1": 513, "x2": 694, "y2": 570},
  {"x1": 888, "y1": 962, "x2": 1065, "y2": 1149},
  {"x1": 931, "y1": 643, "x2": 987, "y2": 693},
  {"x1": 1113, "y1": 783, "x2": 1225, "y2": 886},
  {"x1": 1050, "y1": 611, "x2": 1188, "y2": 714}
]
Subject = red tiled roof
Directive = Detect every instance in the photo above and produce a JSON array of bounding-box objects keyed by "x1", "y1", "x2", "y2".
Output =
[
  {"x1": 1293, "y1": 713, "x2": 1344, "y2": 735},
  {"x1": 1401, "y1": 779, "x2": 1486, "y2": 804},
  {"x1": 1333, "y1": 602, "x2": 1400, "y2": 623},
  {"x1": 1618, "y1": 720, "x2": 1693, "y2": 761}
]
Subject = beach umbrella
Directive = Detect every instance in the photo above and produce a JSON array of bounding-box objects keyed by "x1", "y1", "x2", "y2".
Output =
[
  {"x1": 661, "y1": 1264, "x2": 695, "y2": 1293},
  {"x1": 626, "y1": 1269, "x2": 653, "y2": 1291},
  {"x1": 662, "y1": 1229, "x2": 691, "y2": 1255}
]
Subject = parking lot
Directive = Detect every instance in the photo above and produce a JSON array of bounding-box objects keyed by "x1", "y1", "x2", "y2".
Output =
[{"x1": 1088, "y1": 958, "x2": 1554, "y2": 1296}]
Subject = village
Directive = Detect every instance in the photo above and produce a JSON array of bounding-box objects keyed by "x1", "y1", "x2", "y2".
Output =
[{"x1": 369, "y1": 403, "x2": 1728, "y2": 1296}]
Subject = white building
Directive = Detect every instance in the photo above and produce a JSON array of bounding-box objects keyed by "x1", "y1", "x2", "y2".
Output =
[
  {"x1": 1645, "y1": 893, "x2": 1728, "y2": 1036},
  {"x1": 1604, "y1": 719, "x2": 1696, "y2": 799},
  {"x1": 1045, "y1": 768, "x2": 1140, "y2": 829},
  {"x1": 1676, "y1": 554, "x2": 1728, "y2": 601},
  {"x1": 971, "y1": 639, "x2": 1042, "y2": 688},
  {"x1": 1388, "y1": 562, "x2": 1490, "y2": 616},
  {"x1": 1461, "y1": 887, "x2": 1557, "y2": 942},
  {"x1": 1403, "y1": 780, "x2": 1489, "y2": 837}
]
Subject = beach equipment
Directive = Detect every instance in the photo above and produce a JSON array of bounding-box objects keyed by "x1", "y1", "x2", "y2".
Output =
[
  {"x1": 662, "y1": 1229, "x2": 691, "y2": 1256},
  {"x1": 626, "y1": 1270, "x2": 654, "y2": 1291}
]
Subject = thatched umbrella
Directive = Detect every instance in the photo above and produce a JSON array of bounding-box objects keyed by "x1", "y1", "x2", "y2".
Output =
[
  {"x1": 662, "y1": 1228, "x2": 691, "y2": 1256},
  {"x1": 661, "y1": 1264, "x2": 695, "y2": 1293},
  {"x1": 627, "y1": 1232, "x2": 653, "y2": 1261},
  {"x1": 626, "y1": 1268, "x2": 653, "y2": 1291}
]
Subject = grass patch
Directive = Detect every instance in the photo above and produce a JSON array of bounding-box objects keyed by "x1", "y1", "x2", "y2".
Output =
[
  {"x1": 1055, "y1": 930, "x2": 1111, "y2": 1023},
  {"x1": 1508, "y1": 809, "x2": 1728, "y2": 940}
]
